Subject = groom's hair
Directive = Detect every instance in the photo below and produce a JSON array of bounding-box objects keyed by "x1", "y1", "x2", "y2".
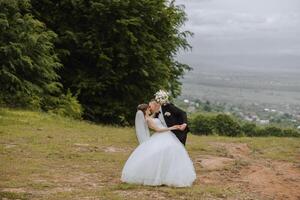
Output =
[{"x1": 150, "y1": 99, "x2": 159, "y2": 104}]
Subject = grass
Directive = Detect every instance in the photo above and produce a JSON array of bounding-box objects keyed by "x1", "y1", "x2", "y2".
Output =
[{"x1": 0, "y1": 108, "x2": 299, "y2": 199}]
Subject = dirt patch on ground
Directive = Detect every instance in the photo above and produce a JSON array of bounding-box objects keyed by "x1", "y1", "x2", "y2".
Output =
[
  {"x1": 73, "y1": 143, "x2": 98, "y2": 152},
  {"x1": 240, "y1": 161, "x2": 300, "y2": 200},
  {"x1": 197, "y1": 142, "x2": 300, "y2": 200},
  {"x1": 103, "y1": 146, "x2": 130, "y2": 153},
  {"x1": 209, "y1": 142, "x2": 251, "y2": 159},
  {"x1": 1, "y1": 171, "x2": 107, "y2": 199},
  {"x1": 3, "y1": 144, "x2": 17, "y2": 149},
  {"x1": 1, "y1": 188, "x2": 27, "y2": 193},
  {"x1": 116, "y1": 190, "x2": 168, "y2": 200},
  {"x1": 195, "y1": 155, "x2": 235, "y2": 171},
  {"x1": 73, "y1": 143, "x2": 130, "y2": 153}
]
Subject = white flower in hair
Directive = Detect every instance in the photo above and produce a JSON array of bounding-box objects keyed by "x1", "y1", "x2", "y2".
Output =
[{"x1": 154, "y1": 90, "x2": 169, "y2": 105}]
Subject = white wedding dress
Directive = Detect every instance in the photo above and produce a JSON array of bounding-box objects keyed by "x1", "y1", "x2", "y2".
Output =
[{"x1": 121, "y1": 118, "x2": 196, "y2": 187}]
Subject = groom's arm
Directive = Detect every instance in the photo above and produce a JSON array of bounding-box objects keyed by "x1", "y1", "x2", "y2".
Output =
[{"x1": 168, "y1": 103, "x2": 188, "y2": 124}]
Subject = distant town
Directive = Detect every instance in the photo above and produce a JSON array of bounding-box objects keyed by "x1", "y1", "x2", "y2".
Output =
[{"x1": 176, "y1": 97, "x2": 300, "y2": 130}]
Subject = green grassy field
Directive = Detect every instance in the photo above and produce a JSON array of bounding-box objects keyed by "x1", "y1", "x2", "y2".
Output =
[{"x1": 1, "y1": 108, "x2": 299, "y2": 200}]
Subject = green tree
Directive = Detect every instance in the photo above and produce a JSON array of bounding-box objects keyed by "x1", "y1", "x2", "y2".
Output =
[
  {"x1": 0, "y1": 0, "x2": 82, "y2": 118},
  {"x1": 203, "y1": 100, "x2": 212, "y2": 112},
  {"x1": 241, "y1": 122, "x2": 257, "y2": 137},
  {"x1": 214, "y1": 114, "x2": 242, "y2": 136},
  {"x1": 256, "y1": 126, "x2": 283, "y2": 137},
  {"x1": 190, "y1": 113, "x2": 214, "y2": 135},
  {"x1": 282, "y1": 129, "x2": 300, "y2": 137},
  {"x1": 31, "y1": 0, "x2": 191, "y2": 124},
  {"x1": 0, "y1": 0, "x2": 61, "y2": 108}
]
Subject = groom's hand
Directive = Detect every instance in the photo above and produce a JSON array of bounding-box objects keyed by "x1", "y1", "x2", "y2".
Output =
[{"x1": 178, "y1": 123, "x2": 187, "y2": 131}]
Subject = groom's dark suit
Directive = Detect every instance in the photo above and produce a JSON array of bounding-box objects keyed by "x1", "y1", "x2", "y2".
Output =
[{"x1": 155, "y1": 103, "x2": 189, "y2": 146}]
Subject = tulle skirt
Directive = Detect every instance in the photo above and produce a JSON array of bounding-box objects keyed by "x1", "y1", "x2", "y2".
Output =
[{"x1": 121, "y1": 131, "x2": 196, "y2": 187}]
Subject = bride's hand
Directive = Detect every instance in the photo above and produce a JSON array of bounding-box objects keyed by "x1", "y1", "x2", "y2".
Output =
[{"x1": 170, "y1": 125, "x2": 180, "y2": 130}]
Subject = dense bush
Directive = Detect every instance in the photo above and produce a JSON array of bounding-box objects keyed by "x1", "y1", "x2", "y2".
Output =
[
  {"x1": 42, "y1": 90, "x2": 82, "y2": 119},
  {"x1": 241, "y1": 122, "x2": 257, "y2": 137},
  {"x1": 189, "y1": 113, "x2": 242, "y2": 136},
  {"x1": 214, "y1": 114, "x2": 242, "y2": 136},
  {"x1": 189, "y1": 112, "x2": 299, "y2": 137},
  {"x1": 282, "y1": 129, "x2": 300, "y2": 137},
  {"x1": 255, "y1": 126, "x2": 282, "y2": 137},
  {"x1": 254, "y1": 126, "x2": 300, "y2": 137},
  {"x1": 190, "y1": 114, "x2": 214, "y2": 135}
]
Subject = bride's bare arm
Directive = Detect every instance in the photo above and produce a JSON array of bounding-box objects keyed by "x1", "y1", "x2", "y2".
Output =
[{"x1": 146, "y1": 118, "x2": 178, "y2": 132}]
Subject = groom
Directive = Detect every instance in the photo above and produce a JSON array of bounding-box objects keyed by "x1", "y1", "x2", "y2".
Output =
[{"x1": 149, "y1": 90, "x2": 189, "y2": 146}]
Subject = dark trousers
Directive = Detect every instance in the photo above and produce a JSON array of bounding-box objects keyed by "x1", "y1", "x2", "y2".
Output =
[{"x1": 173, "y1": 132, "x2": 187, "y2": 146}]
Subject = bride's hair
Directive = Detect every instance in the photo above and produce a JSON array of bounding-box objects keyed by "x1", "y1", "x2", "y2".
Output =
[{"x1": 137, "y1": 104, "x2": 149, "y2": 115}]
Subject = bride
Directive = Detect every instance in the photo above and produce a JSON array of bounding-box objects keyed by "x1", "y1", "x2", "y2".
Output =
[{"x1": 121, "y1": 103, "x2": 196, "y2": 187}]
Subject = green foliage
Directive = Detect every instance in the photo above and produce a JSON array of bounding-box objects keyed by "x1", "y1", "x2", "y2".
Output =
[
  {"x1": 214, "y1": 114, "x2": 242, "y2": 137},
  {"x1": 241, "y1": 122, "x2": 257, "y2": 137},
  {"x1": 30, "y1": 0, "x2": 191, "y2": 124},
  {"x1": 189, "y1": 112, "x2": 299, "y2": 137},
  {"x1": 189, "y1": 113, "x2": 214, "y2": 135},
  {"x1": 203, "y1": 100, "x2": 212, "y2": 112},
  {"x1": 282, "y1": 129, "x2": 300, "y2": 137},
  {"x1": 42, "y1": 90, "x2": 83, "y2": 119},
  {"x1": 189, "y1": 113, "x2": 242, "y2": 137},
  {"x1": 0, "y1": 0, "x2": 62, "y2": 109},
  {"x1": 255, "y1": 126, "x2": 282, "y2": 137},
  {"x1": 254, "y1": 126, "x2": 300, "y2": 137}
]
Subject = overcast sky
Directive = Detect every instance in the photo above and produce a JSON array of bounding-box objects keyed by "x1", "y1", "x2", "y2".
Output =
[{"x1": 175, "y1": 0, "x2": 300, "y2": 69}]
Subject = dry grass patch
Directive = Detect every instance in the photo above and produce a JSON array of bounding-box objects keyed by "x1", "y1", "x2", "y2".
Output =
[{"x1": 1, "y1": 108, "x2": 299, "y2": 199}]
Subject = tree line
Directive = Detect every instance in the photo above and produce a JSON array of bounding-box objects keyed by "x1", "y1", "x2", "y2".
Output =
[
  {"x1": 0, "y1": 0, "x2": 191, "y2": 124},
  {"x1": 189, "y1": 113, "x2": 300, "y2": 137}
]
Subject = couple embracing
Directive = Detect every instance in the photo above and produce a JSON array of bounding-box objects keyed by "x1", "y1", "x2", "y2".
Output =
[{"x1": 121, "y1": 90, "x2": 196, "y2": 187}]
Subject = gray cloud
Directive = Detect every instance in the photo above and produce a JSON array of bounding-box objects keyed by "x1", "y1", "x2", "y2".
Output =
[{"x1": 176, "y1": 0, "x2": 300, "y2": 57}]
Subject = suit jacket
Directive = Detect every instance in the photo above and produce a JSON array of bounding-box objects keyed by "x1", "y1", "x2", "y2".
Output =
[{"x1": 155, "y1": 103, "x2": 189, "y2": 135}]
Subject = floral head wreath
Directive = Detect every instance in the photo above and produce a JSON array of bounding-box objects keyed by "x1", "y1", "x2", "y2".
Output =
[{"x1": 154, "y1": 90, "x2": 169, "y2": 105}]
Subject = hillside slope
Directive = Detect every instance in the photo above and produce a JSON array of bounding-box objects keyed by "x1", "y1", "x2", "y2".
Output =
[{"x1": 0, "y1": 109, "x2": 299, "y2": 200}]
